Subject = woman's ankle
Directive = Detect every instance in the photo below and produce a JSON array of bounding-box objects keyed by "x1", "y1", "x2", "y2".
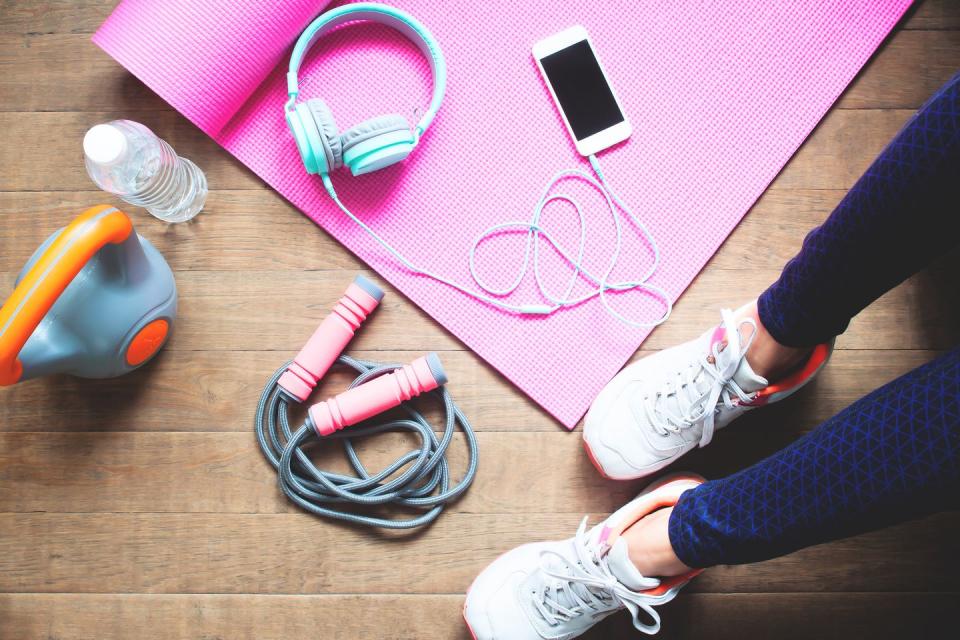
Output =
[
  {"x1": 737, "y1": 302, "x2": 812, "y2": 382},
  {"x1": 622, "y1": 507, "x2": 691, "y2": 578}
]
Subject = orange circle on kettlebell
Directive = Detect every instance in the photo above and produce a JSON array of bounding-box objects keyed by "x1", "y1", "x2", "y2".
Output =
[{"x1": 126, "y1": 319, "x2": 169, "y2": 366}]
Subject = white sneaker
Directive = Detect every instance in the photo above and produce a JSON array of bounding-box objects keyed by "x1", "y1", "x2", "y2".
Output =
[
  {"x1": 584, "y1": 307, "x2": 832, "y2": 480},
  {"x1": 463, "y1": 474, "x2": 704, "y2": 640}
]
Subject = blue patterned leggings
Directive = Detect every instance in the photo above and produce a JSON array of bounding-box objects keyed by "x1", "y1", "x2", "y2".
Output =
[{"x1": 668, "y1": 72, "x2": 960, "y2": 568}]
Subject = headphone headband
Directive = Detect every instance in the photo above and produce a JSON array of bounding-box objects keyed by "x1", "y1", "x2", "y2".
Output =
[{"x1": 287, "y1": 3, "x2": 447, "y2": 136}]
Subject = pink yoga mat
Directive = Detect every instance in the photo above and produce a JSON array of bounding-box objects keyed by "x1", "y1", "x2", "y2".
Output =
[{"x1": 94, "y1": 0, "x2": 912, "y2": 428}]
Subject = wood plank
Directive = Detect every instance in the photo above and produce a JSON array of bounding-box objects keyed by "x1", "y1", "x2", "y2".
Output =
[
  {"x1": 596, "y1": 592, "x2": 960, "y2": 640},
  {"x1": 5, "y1": 252, "x2": 958, "y2": 353},
  {"x1": 0, "y1": 349, "x2": 556, "y2": 433},
  {"x1": 0, "y1": 33, "x2": 169, "y2": 113},
  {"x1": 0, "y1": 269, "x2": 462, "y2": 353},
  {"x1": 5, "y1": 30, "x2": 957, "y2": 113},
  {"x1": 2, "y1": 592, "x2": 958, "y2": 640},
  {"x1": 0, "y1": 111, "x2": 259, "y2": 192},
  {"x1": 0, "y1": 374, "x2": 954, "y2": 510},
  {"x1": 0, "y1": 108, "x2": 920, "y2": 192},
  {"x1": 836, "y1": 29, "x2": 960, "y2": 109},
  {"x1": 0, "y1": 511, "x2": 957, "y2": 594},
  {"x1": 0, "y1": 432, "x2": 618, "y2": 515},
  {"x1": 0, "y1": 348, "x2": 942, "y2": 434},
  {"x1": 0, "y1": 0, "x2": 115, "y2": 34},
  {"x1": 903, "y1": 0, "x2": 960, "y2": 30},
  {"x1": 0, "y1": 190, "x2": 364, "y2": 272},
  {"x1": 0, "y1": 594, "x2": 472, "y2": 640}
]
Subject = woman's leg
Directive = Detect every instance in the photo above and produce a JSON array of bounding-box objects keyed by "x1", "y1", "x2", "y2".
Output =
[
  {"x1": 626, "y1": 72, "x2": 960, "y2": 573},
  {"x1": 757, "y1": 71, "x2": 960, "y2": 349},
  {"x1": 664, "y1": 346, "x2": 960, "y2": 569}
]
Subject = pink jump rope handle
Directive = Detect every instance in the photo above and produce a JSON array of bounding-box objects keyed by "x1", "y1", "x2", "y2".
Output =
[
  {"x1": 277, "y1": 276, "x2": 384, "y2": 402},
  {"x1": 308, "y1": 353, "x2": 448, "y2": 436}
]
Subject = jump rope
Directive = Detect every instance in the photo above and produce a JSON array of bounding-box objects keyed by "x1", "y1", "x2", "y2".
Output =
[
  {"x1": 259, "y1": 4, "x2": 669, "y2": 529},
  {"x1": 255, "y1": 276, "x2": 478, "y2": 529}
]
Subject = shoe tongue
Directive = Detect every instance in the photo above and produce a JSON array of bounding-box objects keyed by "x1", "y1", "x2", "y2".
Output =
[
  {"x1": 714, "y1": 322, "x2": 768, "y2": 394},
  {"x1": 651, "y1": 318, "x2": 768, "y2": 423},
  {"x1": 606, "y1": 538, "x2": 659, "y2": 592},
  {"x1": 732, "y1": 354, "x2": 768, "y2": 393}
]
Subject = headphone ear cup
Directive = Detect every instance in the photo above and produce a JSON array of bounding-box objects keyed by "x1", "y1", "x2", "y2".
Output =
[
  {"x1": 340, "y1": 114, "x2": 415, "y2": 176},
  {"x1": 305, "y1": 98, "x2": 344, "y2": 172},
  {"x1": 287, "y1": 104, "x2": 320, "y2": 175}
]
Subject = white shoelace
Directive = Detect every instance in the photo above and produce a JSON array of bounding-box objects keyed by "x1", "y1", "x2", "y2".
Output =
[
  {"x1": 531, "y1": 517, "x2": 667, "y2": 635},
  {"x1": 642, "y1": 309, "x2": 758, "y2": 447}
]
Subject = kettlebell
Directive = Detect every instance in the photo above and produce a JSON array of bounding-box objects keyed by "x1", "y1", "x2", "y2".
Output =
[{"x1": 0, "y1": 205, "x2": 177, "y2": 386}]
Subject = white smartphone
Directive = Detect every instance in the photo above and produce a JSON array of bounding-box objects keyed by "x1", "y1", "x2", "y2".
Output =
[{"x1": 533, "y1": 25, "x2": 631, "y2": 156}]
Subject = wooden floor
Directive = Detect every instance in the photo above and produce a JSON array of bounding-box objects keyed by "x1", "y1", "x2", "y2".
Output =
[{"x1": 2, "y1": 1, "x2": 960, "y2": 638}]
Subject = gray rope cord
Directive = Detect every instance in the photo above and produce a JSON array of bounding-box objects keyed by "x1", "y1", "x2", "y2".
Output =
[{"x1": 255, "y1": 354, "x2": 478, "y2": 529}]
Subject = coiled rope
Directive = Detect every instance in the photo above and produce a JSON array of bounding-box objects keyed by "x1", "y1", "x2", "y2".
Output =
[{"x1": 255, "y1": 354, "x2": 478, "y2": 529}]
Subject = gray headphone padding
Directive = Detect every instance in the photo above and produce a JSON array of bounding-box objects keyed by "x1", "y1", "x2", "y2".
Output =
[
  {"x1": 340, "y1": 114, "x2": 410, "y2": 154},
  {"x1": 306, "y1": 98, "x2": 343, "y2": 170}
]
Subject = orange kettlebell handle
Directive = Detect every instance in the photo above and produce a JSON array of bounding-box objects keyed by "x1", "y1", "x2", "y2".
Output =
[{"x1": 0, "y1": 205, "x2": 133, "y2": 386}]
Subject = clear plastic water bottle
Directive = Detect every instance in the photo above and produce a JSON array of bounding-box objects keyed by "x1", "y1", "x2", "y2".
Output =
[{"x1": 83, "y1": 119, "x2": 207, "y2": 223}]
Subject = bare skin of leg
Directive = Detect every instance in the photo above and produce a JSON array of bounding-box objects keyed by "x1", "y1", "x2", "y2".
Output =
[
  {"x1": 622, "y1": 508, "x2": 690, "y2": 577},
  {"x1": 736, "y1": 301, "x2": 812, "y2": 382}
]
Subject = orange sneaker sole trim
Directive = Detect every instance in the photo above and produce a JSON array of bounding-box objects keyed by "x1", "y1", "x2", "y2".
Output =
[{"x1": 583, "y1": 436, "x2": 612, "y2": 479}]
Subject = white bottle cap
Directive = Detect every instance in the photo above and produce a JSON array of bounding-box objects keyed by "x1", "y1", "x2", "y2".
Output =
[{"x1": 83, "y1": 123, "x2": 128, "y2": 165}]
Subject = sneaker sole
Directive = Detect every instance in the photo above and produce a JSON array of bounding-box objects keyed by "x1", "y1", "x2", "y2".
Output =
[
  {"x1": 583, "y1": 434, "x2": 677, "y2": 481},
  {"x1": 583, "y1": 435, "x2": 612, "y2": 479}
]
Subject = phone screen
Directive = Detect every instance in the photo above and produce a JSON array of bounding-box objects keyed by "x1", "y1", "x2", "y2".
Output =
[{"x1": 540, "y1": 39, "x2": 625, "y2": 140}]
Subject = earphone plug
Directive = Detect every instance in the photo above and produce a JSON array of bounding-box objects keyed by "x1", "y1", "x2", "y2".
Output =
[
  {"x1": 278, "y1": 275, "x2": 384, "y2": 402},
  {"x1": 308, "y1": 353, "x2": 447, "y2": 436}
]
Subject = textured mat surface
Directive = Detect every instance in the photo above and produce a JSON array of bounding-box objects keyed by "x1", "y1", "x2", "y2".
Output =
[{"x1": 93, "y1": 0, "x2": 912, "y2": 427}]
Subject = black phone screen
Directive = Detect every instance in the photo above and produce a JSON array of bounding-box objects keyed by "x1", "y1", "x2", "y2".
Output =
[{"x1": 540, "y1": 39, "x2": 624, "y2": 140}]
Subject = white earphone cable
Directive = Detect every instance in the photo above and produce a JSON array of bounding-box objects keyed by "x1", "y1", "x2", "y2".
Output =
[{"x1": 322, "y1": 154, "x2": 671, "y2": 327}]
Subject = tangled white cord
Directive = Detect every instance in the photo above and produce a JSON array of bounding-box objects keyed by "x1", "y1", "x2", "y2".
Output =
[{"x1": 324, "y1": 154, "x2": 671, "y2": 327}]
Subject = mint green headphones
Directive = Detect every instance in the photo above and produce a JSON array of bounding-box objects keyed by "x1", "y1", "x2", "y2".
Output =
[{"x1": 285, "y1": 3, "x2": 447, "y2": 177}]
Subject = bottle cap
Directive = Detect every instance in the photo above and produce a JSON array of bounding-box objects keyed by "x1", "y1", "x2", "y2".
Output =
[{"x1": 83, "y1": 124, "x2": 128, "y2": 165}]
